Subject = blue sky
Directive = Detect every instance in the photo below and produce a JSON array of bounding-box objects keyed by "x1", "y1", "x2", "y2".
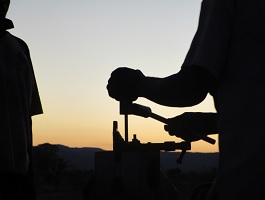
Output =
[{"x1": 7, "y1": 0, "x2": 218, "y2": 152}]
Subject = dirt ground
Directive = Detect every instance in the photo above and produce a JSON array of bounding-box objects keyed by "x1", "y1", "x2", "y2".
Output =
[{"x1": 37, "y1": 190, "x2": 84, "y2": 200}]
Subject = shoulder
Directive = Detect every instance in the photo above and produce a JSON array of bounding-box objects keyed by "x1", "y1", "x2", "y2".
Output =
[
  {"x1": 201, "y1": 0, "x2": 237, "y2": 11},
  {"x1": 8, "y1": 33, "x2": 30, "y2": 54}
]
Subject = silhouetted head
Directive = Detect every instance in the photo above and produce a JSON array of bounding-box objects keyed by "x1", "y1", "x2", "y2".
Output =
[{"x1": 0, "y1": 0, "x2": 10, "y2": 19}]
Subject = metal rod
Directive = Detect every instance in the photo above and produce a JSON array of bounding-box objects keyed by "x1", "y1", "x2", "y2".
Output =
[{"x1": 149, "y1": 112, "x2": 168, "y2": 124}]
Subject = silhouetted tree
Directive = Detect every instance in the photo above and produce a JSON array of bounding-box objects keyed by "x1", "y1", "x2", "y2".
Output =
[{"x1": 33, "y1": 143, "x2": 70, "y2": 190}]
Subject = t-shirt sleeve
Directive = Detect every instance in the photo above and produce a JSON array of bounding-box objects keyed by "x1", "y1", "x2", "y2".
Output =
[
  {"x1": 28, "y1": 55, "x2": 43, "y2": 116},
  {"x1": 30, "y1": 78, "x2": 43, "y2": 116},
  {"x1": 19, "y1": 38, "x2": 43, "y2": 116},
  {"x1": 181, "y1": 0, "x2": 236, "y2": 81}
]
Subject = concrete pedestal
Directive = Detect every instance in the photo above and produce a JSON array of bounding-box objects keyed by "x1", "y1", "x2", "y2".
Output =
[{"x1": 94, "y1": 151, "x2": 179, "y2": 200}]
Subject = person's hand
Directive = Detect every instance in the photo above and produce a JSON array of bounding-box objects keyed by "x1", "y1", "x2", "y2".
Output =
[
  {"x1": 164, "y1": 112, "x2": 217, "y2": 142},
  {"x1": 107, "y1": 67, "x2": 146, "y2": 102}
]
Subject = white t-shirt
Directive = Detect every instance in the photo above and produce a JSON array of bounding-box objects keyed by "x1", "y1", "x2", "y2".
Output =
[
  {"x1": 182, "y1": 0, "x2": 265, "y2": 199},
  {"x1": 0, "y1": 32, "x2": 42, "y2": 174}
]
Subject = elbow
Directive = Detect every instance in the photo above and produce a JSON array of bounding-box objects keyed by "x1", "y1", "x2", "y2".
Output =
[
  {"x1": 170, "y1": 90, "x2": 208, "y2": 107},
  {"x1": 184, "y1": 93, "x2": 208, "y2": 107}
]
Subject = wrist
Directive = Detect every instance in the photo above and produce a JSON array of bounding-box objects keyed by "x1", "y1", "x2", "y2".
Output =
[{"x1": 138, "y1": 76, "x2": 158, "y2": 98}]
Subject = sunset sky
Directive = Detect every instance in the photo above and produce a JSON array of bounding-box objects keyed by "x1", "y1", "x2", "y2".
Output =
[{"x1": 7, "y1": 0, "x2": 218, "y2": 152}]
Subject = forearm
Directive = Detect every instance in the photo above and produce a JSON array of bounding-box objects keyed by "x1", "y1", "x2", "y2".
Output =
[{"x1": 139, "y1": 66, "x2": 215, "y2": 107}]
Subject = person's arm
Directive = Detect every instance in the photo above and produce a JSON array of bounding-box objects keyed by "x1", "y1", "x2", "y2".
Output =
[
  {"x1": 140, "y1": 66, "x2": 216, "y2": 107},
  {"x1": 107, "y1": 66, "x2": 216, "y2": 107}
]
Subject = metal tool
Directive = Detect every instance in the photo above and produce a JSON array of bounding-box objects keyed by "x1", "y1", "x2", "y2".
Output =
[{"x1": 120, "y1": 102, "x2": 216, "y2": 145}]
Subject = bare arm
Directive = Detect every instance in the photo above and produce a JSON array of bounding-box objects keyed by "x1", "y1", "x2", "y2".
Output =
[{"x1": 139, "y1": 66, "x2": 216, "y2": 107}]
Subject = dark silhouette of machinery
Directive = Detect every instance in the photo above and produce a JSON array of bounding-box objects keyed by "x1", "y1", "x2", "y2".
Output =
[{"x1": 93, "y1": 102, "x2": 215, "y2": 200}]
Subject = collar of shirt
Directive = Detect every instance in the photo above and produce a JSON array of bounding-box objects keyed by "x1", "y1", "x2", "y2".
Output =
[{"x1": 0, "y1": 18, "x2": 14, "y2": 35}]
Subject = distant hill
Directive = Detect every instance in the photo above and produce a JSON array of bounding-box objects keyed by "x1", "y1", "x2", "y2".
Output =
[
  {"x1": 51, "y1": 144, "x2": 218, "y2": 172},
  {"x1": 56, "y1": 145, "x2": 104, "y2": 170}
]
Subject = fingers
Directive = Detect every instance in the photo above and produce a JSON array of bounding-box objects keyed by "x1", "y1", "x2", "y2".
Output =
[
  {"x1": 164, "y1": 125, "x2": 173, "y2": 136},
  {"x1": 107, "y1": 67, "x2": 145, "y2": 101},
  {"x1": 164, "y1": 123, "x2": 187, "y2": 138},
  {"x1": 107, "y1": 82, "x2": 138, "y2": 102},
  {"x1": 107, "y1": 68, "x2": 130, "y2": 100},
  {"x1": 164, "y1": 113, "x2": 202, "y2": 141}
]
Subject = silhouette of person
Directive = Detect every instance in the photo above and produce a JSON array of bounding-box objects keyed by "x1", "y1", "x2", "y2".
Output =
[
  {"x1": 107, "y1": 0, "x2": 265, "y2": 199},
  {"x1": 0, "y1": 0, "x2": 43, "y2": 199}
]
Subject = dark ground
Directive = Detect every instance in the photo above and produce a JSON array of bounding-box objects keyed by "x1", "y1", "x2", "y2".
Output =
[
  {"x1": 35, "y1": 169, "x2": 216, "y2": 200},
  {"x1": 37, "y1": 190, "x2": 83, "y2": 200}
]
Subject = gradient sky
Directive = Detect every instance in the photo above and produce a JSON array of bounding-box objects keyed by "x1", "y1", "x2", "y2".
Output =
[{"x1": 7, "y1": 0, "x2": 218, "y2": 152}]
